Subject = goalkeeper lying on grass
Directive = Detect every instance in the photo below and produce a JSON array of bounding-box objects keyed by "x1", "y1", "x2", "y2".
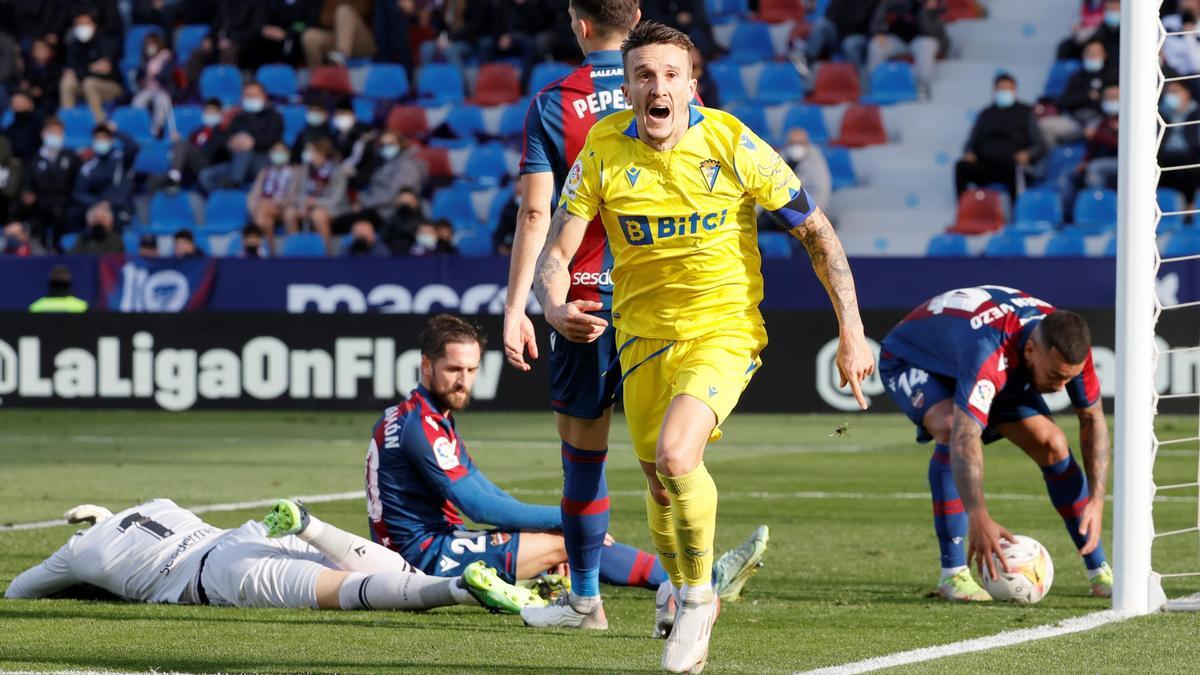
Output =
[{"x1": 5, "y1": 498, "x2": 538, "y2": 615}]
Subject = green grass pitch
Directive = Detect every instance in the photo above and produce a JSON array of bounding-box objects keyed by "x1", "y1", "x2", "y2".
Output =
[{"x1": 2, "y1": 410, "x2": 1199, "y2": 673}]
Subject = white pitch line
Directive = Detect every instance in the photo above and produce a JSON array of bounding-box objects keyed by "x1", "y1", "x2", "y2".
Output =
[{"x1": 800, "y1": 610, "x2": 1134, "y2": 675}]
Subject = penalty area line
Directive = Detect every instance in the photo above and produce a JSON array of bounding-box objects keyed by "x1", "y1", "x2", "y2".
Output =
[{"x1": 799, "y1": 609, "x2": 1134, "y2": 675}]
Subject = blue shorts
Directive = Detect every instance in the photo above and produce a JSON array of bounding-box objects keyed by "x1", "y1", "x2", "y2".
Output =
[
  {"x1": 879, "y1": 354, "x2": 1049, "y2": 445},
  {"x1": 408, "y1": 529, "x2": 523, "y2": 582},
  {"x1": 548, "y1": 311, "x2": 620, "y2": 419}
]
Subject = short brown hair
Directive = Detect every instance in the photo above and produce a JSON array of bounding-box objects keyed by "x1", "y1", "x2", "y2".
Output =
[
  {"x1": 620, "y1": 21, "x2": 695, "y2": 73},
  {"x1": 1039, "y1": 310, "x2": 1091, "y2": 364},
  {"x1": 420, "y1": 314, "x2": 487, "y2": 359},
  {"x1": 570, "y1": 0, "x2": 640, "y2": 38}
]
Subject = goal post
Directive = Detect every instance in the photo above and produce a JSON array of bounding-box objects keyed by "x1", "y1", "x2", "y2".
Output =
[{"x1": 1112, "y1": 0, "x2": 1164, "y2": 615}]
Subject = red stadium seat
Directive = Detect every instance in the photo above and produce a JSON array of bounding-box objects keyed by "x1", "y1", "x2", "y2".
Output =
[
  {"x1": 472, "y1": 63, "x2": 522, "y2": 106},
  {"x1": 831, "y1": 104, "x2": 887, "y2": 148},
  {"x1": 758, "y1": 0, "x2": 806, "y2": 23},
  {"x1": 943, "y1": 0, "x2": 983, "y2": 22},
  {"x1": 947, "y1": 189, "x2": 1006, "y2": 235},
  {"x1": 308, "y1": 65, "x2": 353, "y2": 95},
  {"x1": 807, "y1": 62, "x2": 860, "y2": 105},
  {"x1": 387, "y1": 105, "x2": 429, "y2": 138},
  {"x1": 415, "y1": 146, "x2": 454, "y2": 179}
]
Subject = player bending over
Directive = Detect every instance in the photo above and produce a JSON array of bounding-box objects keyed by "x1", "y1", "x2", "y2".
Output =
[
  {"x1": 879, "y1": 286, "x2": 1113, "y2": 601},
  {"x1": 366, "y1": 314, "x2": 769, "y2": 628},
  {"x1": 534, "y1": 21, "x2": 873, "y2": 673},
  {"x1": 5, "y1": 498, "x2": 539, "y2": 615}
]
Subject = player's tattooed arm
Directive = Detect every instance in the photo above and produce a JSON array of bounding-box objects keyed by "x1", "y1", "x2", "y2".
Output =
[
  {"x1": 1074, "y1": 401, "x2": 1110, "y2": 554},
  {"x1": 792, "y1": 206, "x2": 875, "y2": 409},
  {"x1": 534, "y1": 206, "x2": 608, "y2": 343},
  {"x1": 951, "y1": 406, "x2": 1016, "y2": 577}
]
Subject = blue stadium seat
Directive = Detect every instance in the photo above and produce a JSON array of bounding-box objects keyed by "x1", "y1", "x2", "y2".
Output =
[
  {"x1": 361, "y1": 63, "x2": 410, "y2": 100},
  {"x1": 1164, "y1": 229, "x2": 1200, "y2": 258},
  {"x1": 122, "y1": 24, "x2": 163, "y2": 73},
  {"x1": 758, "y1": 231, "x2": 793, "y2": 258},
  {"x1": 60, "y1": 232, "x2": 80, "y2": 252},
  {"x1": 487, "y1": 187, "x2": 514, "y2": 228},
  {"x1": 111, "y1": 106, "x2": 154, "y2": 143},
  {"x1": 60, "y1": 107, "x2": 95, "y2": 149},
  {"x1": 432, "y1": 184, "x2": 482, "y2": 228},
  {"x1": 279, "y1": 233, "x2": 327, "y2": 257},
  {"x1": 199, "y1": 64, "x2": 243, "y2": 107},
  {"x1": 446, "y1": 105, "x2": 486, "y2": 139},
  {"x1": 464, "y1": 143, "x2": 510, "y2": 186},
  {"x1": 351, "y1": 96, "x2": 377, "y2": 123},
  {"x1": 781, "y1": 103, "x2": 828, "y2": 143},
  {"x1": 983, "y1": 232, "x2": 1027, "y2": 257},
  {"x1": 823, "y1": 145, "x2": 856, "y2": 189},
  {"x1": 133, "y1": 139, "x2": 171, "y2": 175},
  {"x1": 148, "y1": 190, "x2": 197, "y2": 234},
  {"x1": 279, "y1": 104, "x2": 307, "y2": 145},
  {"x1": 926, "y1": 233, "x2": 969, "y2": 257},
  {"x1": 1043, "y1": 59, "x2": 1081, "y2": 99},
  {"x1": 174, "y1": 24, "x2": 209, "y2": 64},
  {"x1": 123, "y1": 232, "x2": 142, "y2": 255},
  {"x1": 457, "y1": 233, "x2": 494, "y2": 257},
  {"x1": 725, "y1": 103, "x2": 774, "y2": 145},
  {"x1": 862, "y1": 62, "x2": 918, "y2": 105},
  {"x1": 1011, "y1": 188, "x2": 1062, "y2": 234},
  {"x1": 0, "y1": 108, "x2": 11, "y2": 128},
  {"x1": 257, "y1": 64, "x2": 298, "y2": 100},
  {"x1": 1044, "y1": 230, "x2": 1087, "y2": 256},
  {"x1": 498, "y1": 103, "x2": 527, "y2": 138},
  {"x1": 1158, "y1": 187, "x2": 1186, "y2": 232},
  {"x1": 728, "y1": 21, "x2": 775, "y2": 64},
  {"x1": 1039, "y1": 143, "x2": 1085, "y2": 190},
  {"x1": 1072, "y1": 188, "x2": 1118, "y2": 234},
  {"x1": 417, "y1": 63, "x2": 465, "y2": 104},
  {"x1": 709, "y1": 60, "x2": 748, "y2": 105},
  {"x1": 172, "y1": 104, "x2": 204, "y2": 138},
  {"x1": 707, "y1": 0, "x2": 750, "y2": 19},
  {"x1": 1103, "y1": 234, "x2": 1117, "y2": 257},
  {"x1": 528, "y1": 62, "x2": 574, "y2": 95},
  {"x1": 755, "y1": 62, "x2": 806, "y2": 104},
  {"x1": 204, "y1": 190, "x2": 248, "y2": 233}
]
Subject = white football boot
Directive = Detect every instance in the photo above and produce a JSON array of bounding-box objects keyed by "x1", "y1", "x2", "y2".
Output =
[
  {"x1": 654, "y1": 579, "x2": 679, "y2": 638},
  {"x1": 520, "y1": 592, "x2": 608, "y2": 630},
  {"x1": 661, "y1": 584, "x2": 719, "y2": 673}
]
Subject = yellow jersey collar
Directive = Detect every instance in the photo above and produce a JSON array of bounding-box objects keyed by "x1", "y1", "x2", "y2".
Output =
[{"x1": 623, "y1": 105, "x2": 705, "y2": 140}]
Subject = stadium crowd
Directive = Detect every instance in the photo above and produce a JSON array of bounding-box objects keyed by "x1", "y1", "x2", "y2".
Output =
[{"x1": 0, "y1": 1, "x2": 1194, "y2": 259}]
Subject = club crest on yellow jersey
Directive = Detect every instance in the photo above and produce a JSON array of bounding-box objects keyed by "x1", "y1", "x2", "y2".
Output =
[{"x1": 698, "y1": 159, "x2": 721, "y2": 192}]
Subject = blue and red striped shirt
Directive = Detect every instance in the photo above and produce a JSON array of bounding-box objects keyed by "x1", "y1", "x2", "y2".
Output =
[{"x1": 881, "y1": 286, "x2": 1102, "y2": 427}]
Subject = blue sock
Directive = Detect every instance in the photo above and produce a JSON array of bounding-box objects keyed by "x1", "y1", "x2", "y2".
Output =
[
  {"x1": 1042, "y1": 453, "x2": 1107, "y2": 570},
  {"x1": 599, "y1": 541, "x2": 669, "y2": 588},
  {"x1": 929, "y1": 444, "x2": 968, "y2": 569},
  {"x1": 561, "y1": 442, "x2": 609, "y2": 597}
]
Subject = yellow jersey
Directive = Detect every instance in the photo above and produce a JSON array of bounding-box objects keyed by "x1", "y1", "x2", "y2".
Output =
[{"x1": 559, "y1": 105, "x2": 802, "y2": 340}]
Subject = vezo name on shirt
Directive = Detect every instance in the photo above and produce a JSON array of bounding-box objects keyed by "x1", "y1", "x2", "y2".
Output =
[
  {"x1": 572, "y1": 88, "x2": 630, "y2": 118},
  {"x1": 970, "y1": 296, "x2": 1051, "y2": 329},
  {"x1": 617, "y1": 210, "x2": 730, "y2": 246}
]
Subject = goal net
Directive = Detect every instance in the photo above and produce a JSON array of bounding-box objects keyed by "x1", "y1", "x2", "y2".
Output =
[{"x1": 1114, "y1": 0, "x2": 1200, "y2": 614}]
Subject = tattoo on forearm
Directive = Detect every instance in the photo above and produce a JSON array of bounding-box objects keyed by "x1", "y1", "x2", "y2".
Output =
[
  {"x1": 533, "y1": 207, "x2": 572, "y2": 308},
  {"x1": 1079, "y1": 409, "x2": 1110, "y2": 495},
  {"x1": 794, "y1": 210, "x2": 860, "y2": 323},
  {"x1": 950, "y1": 410, "x2": 987, "y2": 515}
]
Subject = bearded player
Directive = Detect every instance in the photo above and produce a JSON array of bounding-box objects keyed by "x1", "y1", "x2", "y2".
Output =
[
  {"x1": 879, "y1": 286, "x2": 1113, "y2": 601},
  {"x1": 534, "y1": 21, "x2": 874, "y2": 673}
]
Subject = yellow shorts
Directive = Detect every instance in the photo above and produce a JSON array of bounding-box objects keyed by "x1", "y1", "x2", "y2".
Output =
[{"x1": 618, "y1": 325, "x2": 768, "y2": 464}]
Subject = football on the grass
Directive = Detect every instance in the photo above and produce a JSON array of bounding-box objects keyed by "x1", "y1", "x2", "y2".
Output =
[{"x1": 982, "y1": 534, "x2": 1054, "y2": 604}]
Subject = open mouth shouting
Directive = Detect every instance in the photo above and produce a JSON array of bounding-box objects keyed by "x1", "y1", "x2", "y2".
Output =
[{"x1": 648, "y1": 103, "x2": 671, "y2": 120}]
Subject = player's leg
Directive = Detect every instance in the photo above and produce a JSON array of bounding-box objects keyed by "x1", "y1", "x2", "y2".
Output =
[
  {"x1": 264, "y1": 499, "x2": 416, "y2": 574},
  {"x1": 556, "y1": 411, "x2": 612, "y2": 600},
  {"x1": 995, "y1": 412, "x2": 1111, "y2": 595},
  {"x1": 515, "y1": 530, "x2": 668, "y2": 589}
]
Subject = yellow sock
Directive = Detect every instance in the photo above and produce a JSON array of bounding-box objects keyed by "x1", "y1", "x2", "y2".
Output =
[
  {"x1": 657, "y1": 463, "x2": 718, "y2": 588},
  {"x1": 645, "y1": 489, "x2": 685, "y2": 587}
]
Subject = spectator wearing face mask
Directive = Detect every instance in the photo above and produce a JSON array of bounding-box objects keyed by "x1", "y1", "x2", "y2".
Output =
[
  {"x1": 1039, "y1": 40, "x2": 1115, "y2": 147},
  {"x1": 6, "y1": 90, "x2": 44, "y2": 163},
  {"x1": 69, "y1": 123, "x2": 139, "y2": 232},
  {"x1": 157, "y1": 99, "x2": 228, "y2": 191},
  {"x1": 130, "y1": 33, "x2": 176, "y2": 137},
  {"x1": 1164, "y1": 2, "x2": 1200, "y2": 77},
  {"x1": 1058, "y1": 0, "x2": 1120, "y2": 61},
  {"x1": 408, "y1": 220, "x2": 442, "y2": 256},
  {"x1": 1158, "y1": 81, "x2": 1200, "y2": 205},
  {"x1": 173, "y1": 229, "x2": 205, "y2": 258},
  {"x1": 60, "y1": 11, "x2": 124, "y2": 124},
  {"x1": 781, "y1": 128, "x2": 831, "y2": 211},
  {"x1": 434, "y1": 218, "x2": 459, "y2": 255},
  {"x1": 17, "y1": 117, "x2": 80, "y2": 246},
  {"x1": 0, "y1": 135, "x2": 24, "y2": 224},
  {"x1": 334, "y1": 132, "x2": 426, "y2": 233},
  {"x1": 2, "y1": 221, "x2": 45, "y2": 257},
  {"x1": 71, "y1": 201, "x2": 124, "y2": 254},
  {"x1": 1079, "y1": 84, "x2": 1120, "y2": 191},
  {"x1": 954, "y1": 73, "x2": 1043, "y2": 205},
  {"x1": 19, "y1": 39, "x2": 63, "y2": 115},
  {"x1": 342, "y1": 216, "x2": 391, "y2": 257},
  {"x1": 248, "y1": 141, "x2": 302, "y2": 250},
  {"x1": 284, "y1": 137, "x2": 348, "y2": 253},
  {"x1": 329, "y1": 101, "x2": 369, "y2": 165},
  {"x1": 381, "y1": 187, "x2": 425, "y2": 253},
  {"x1": 198, "y1": 82, "x2": 284, "y2": 193},
  {"x1": 291, "y1": 96, "x2": 335, "y2": 162},
  {"x1": 239, "y1": 222, "x2": 271, "y2": 258}
]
